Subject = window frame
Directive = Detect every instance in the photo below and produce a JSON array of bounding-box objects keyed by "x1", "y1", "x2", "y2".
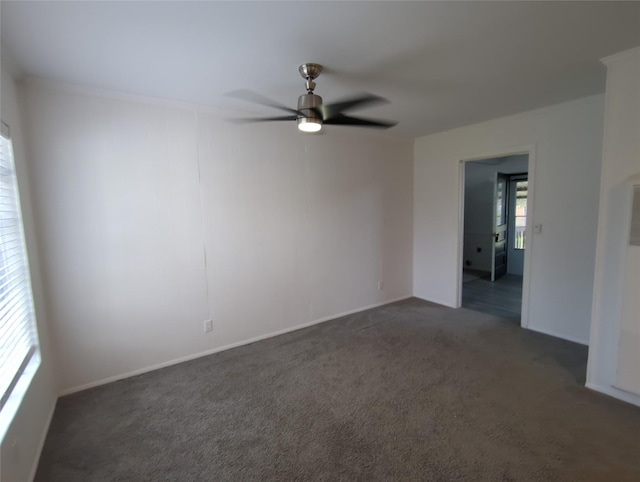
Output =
[{"x1": 0, "y1": 122, "x2": 40, "y2": 418}]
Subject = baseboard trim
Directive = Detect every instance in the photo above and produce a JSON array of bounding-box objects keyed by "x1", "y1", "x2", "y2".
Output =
[
  {"x1": 585, "y1": 382, "x2": 640, "y2": 407},
  {"x1": 411, "y1": 293, "x2": 456, "y2": 309},
  {"x1": 28, "y1": 397, "x2": 56, "y2": 482},
  {"x1": 59, "y1": 295, "x2": 413, "y2": 396},
  {"x1": 525, "y1": 325, "x2": 589, "y2": 346}
]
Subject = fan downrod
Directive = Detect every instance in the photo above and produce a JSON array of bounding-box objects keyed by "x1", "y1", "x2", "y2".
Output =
[{"x1": 299, "y1": 63, "x2": 323, "y2": 93}]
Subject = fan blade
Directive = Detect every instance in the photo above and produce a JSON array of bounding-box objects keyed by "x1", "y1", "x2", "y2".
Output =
[
  {"x1": 319, "y1": 93, "x2": 388, "y2": 120},
  {"x1": 225, "y1": 89, "x2": 299, "y2": 115},
  {"x1": 323, "y1": 114, "x2": 396, "y2": 128},
  {"x1": 229, "y1": 115, "x2": 298, "y2": 124}
]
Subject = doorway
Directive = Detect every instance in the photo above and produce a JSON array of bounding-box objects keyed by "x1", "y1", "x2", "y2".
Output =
[{"x1": 459, "y1": 153, "x2": 531, "y2": 324}]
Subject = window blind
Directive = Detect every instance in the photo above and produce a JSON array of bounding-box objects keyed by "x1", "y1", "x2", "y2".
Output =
[{"x1": 0, "y1": 128, "x2": 37, "y2": 410}]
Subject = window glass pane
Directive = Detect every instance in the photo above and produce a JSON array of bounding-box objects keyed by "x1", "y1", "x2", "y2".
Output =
[
  {"x1": 496, "y1": 179, "x2": 506, "y2": 226},
  {"x1": 514, "y1": 180, "x2": 527, "y2": 250}
]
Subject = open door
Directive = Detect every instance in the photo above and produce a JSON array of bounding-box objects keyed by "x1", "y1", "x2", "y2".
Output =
[{"x1": 492, "y1": 172, "x2": 508, "y2": 281}]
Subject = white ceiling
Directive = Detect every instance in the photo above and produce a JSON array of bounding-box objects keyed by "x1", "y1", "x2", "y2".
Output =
[{"x1": 2, "y1": 1, "x2": 639, "y2": 138}]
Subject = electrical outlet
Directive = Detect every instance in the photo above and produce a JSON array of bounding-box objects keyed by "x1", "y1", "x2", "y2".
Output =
[
  {"x1": 377, "y1": 281, "x2": 383, "y2": 291},
  {"x1": 203, "y1": 320, "x2": 212, "y2": 333}
]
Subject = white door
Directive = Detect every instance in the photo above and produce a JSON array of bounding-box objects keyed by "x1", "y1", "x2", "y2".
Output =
[{"x1": 491, "y1": 173, "x2": 508, "y2": 281}]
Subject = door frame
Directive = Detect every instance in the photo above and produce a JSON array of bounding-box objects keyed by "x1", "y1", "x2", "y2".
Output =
[{"x1": 456, "y1": 144, "x2": 537, "y2": 329}]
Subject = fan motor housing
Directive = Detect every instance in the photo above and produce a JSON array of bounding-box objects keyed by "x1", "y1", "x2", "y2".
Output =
[
  {"x1": 297, "y1": 93, "x2": 323, "y2": 116},
  {"x1": 297, "y1": 93, "x2": 323, "y2": 129}
]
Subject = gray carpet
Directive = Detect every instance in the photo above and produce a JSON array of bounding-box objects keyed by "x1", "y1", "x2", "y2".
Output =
[{"x1": 35, "y1": 298, "x2": 640, "y2": 481}]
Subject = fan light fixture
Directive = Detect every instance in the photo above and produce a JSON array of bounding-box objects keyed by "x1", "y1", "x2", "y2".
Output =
[
  {"x1": 296, "y1": 66, "x2": 324, "y2": 133},
  {"x1": 298, "y1": 117, "x2": 322, "y2": 132}
]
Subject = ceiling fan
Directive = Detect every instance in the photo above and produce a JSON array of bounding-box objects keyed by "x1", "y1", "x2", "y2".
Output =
[{"x1": 228, "y1": 63, "x2": 396, "y2": 133}]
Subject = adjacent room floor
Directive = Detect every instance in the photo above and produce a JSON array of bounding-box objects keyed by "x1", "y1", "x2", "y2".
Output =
[
  {"x1": 35, "y1": 298, "x2": 640, "y2": 481},
  {"x1": 462, "y1": 272, "x2": 523, "y2": 321}
]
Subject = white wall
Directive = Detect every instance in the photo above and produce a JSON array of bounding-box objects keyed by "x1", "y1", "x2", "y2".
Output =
[
  {"x1": 463, "y1": 155, "x2": 528, "y2": 273},
  {"x1": 414, "y1": 95, "x2": 604, "y2": 344},
  {"x1": 20, "y1": 81, "x2": 414, "y2": 394},
  {"x1": 587, "y1": 47, "x2": 640, "y2": 407},
  {"x1": 0, "y1": 57, "x2": 58, "y2": 482},
  {"x1": 462, "y1": 162, "x2": 495, "y2": 273}
]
